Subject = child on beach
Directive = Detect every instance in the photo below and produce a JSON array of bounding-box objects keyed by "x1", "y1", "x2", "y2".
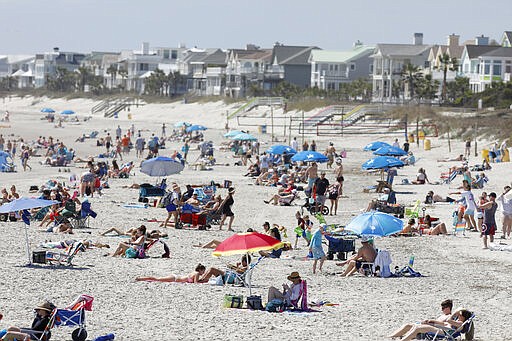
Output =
[{"x1": 309, "y1": 225, "x2": 326, "y2": 274}]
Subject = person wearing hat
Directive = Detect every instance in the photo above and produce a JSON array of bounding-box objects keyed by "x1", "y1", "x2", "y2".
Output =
[
  {"x1": 0, "y1": 300, "x2": 55, "y2": 341},
  {"x1": 336, "y1": 236, "x2": 377, "y2": 277},
  {"x1": 267, "y1": 271, "x2": 304, "y2": 308},
  {"x1": 218, "y1": 187, "x2": 235, "y2": 231}
]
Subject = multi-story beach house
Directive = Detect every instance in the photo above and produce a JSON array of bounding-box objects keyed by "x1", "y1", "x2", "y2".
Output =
[
  {"x1": 224, "y1": 45, "x2": 272, "y2": 98},
  {"x1": 177, "y1": 48, "x2": 227, "y2": 96},
  {"x1": 371, "y1": 33, "x2": 432, "y2": 102},
  {"x1": 264, "y1": 44, "x2": 320, "y2": 90},
  {"x1": 34, "y1": 48, "x2": 85, "y2": 88},
  {"x1": 309, "y1": 42, "x2": 374, "y2": 90},
  {"x1": 0, "y1": 55, "x2": 35, "y2": 89}
]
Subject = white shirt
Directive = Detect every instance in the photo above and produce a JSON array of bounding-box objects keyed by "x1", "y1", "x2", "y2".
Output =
[
  {"x1": 461, "y1": 190, "x2": 477, "y2": 211},
  {"x1": 291, "y1": 140, "x2": 298, "y2": 151}
]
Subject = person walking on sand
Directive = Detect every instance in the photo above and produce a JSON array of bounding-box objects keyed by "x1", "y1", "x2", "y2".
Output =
[
  {"x1": 305, "y1": 162, "x2": 318, "y2": 191},
  {"x1": 20, "y1": 146, "x2": 31, "y2": 171},
  {"x1": 105, "y1": 133, "x2": 112, "y2": 153},
  {"x1": 291, "y1": 137, "x2": 298, "y2": 152},
  {"x1": 309, "y1": 225, "x2": 326, "y2": 274},
  {"x1": 497, "y1": 186, "x2": 512, "y2": 239},
  {"x1": 161, "y1": 123, "x2": 166, "y2": 138},
  {"x1": 480, "y1": 192, "x2": 498, "y2": 249},
  {"x1": 302, "y1": 140, "x2": 309, "y2": 152},
  {"x1": 464, "y1": 139, "x2": 471, "y2": 159},
  {"x1": 135, "y1": 134, "x2": 145, "y2": 158},
  {"x1": 116, "y1": 125, "x2": 122, "y2": 139},
  {"x1": 218, "y1": 187, "x2": 235, "y2": 232}
]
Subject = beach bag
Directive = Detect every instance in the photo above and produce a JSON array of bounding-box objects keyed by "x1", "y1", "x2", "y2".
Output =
[
  {"x1": 223, "y1": 294, "x2": 243, "y2": 309},
  {"x1": 265, "y1": 299, "x2": 285, "y2": 313},
  {"x1": 208, "y1": 276, "x2": 224, "y2": 286},
  {"x1": 125, "y1": 248, "x2": 137, "y2": 258},
  {"x1": 247, "y1": 295, "x2": 264, "y2": 310},
  {"x1": 136, "y1": 248, "x2": 146, "y2": 259}
]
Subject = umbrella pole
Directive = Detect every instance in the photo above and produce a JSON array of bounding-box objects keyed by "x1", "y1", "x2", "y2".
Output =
[
  {"x1": 247, "y1": 252, "x2": 252, "y2": 296},
  {"x1": 24, "y1": 223, "x2": 31, "y2": 265}
]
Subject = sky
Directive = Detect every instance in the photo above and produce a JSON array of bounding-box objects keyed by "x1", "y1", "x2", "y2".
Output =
[{"x1": 1, "y1": 0, "x2": 511, "y2": 54}]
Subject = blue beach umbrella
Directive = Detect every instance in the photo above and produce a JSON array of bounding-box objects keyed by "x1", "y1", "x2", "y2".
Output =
[
  {"x1": 60, "y1": 110, "x2": 75, "y2": 115},
  {"x1": 363, "y1": 141, "x2": 391, "y2": 151},
  {"x1": 41, "y1": 108, "x2": 55, "y2": 113},
  {"x1": 186, "y1": 124, "x2": 208, "y2": 133},
  {"x1": 174, "y1": 121, "x2": 191, "y2": 128},
  {"x1": 0, "y1": 197, "x2": 60, "y2": 264},
  {"x1": 224, "y1": 130, "x2": 242, "y2": 138},
  {"x1": 362, "y1": 156, "x2": 404, "y2": 170},
  {"x1": 266, "y1": 145, "x2": 297, "y2": 155},
  {"x1": 291, "y1": 151, "x2": 329, "y2": 163},
  {"x1": 231, "y1": 133, "x2": 257, "y2": 141},
  {"x1": 373, "y1": 145, "x2": 407, "y2": 156},
  {"x1": 344, "y1": 211, "x2": 404, "y2": 237},
  {"x1": 141, "y1": 156, "x2": 184, "y2": 177}
]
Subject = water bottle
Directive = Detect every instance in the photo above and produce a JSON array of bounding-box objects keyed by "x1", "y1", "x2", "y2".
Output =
[
  {"x1": 409, "y1": 255, "x2": 415, "y2": 268},
  {"x1": 93, "y1": 333, "x2": 115, "y2": 341}
]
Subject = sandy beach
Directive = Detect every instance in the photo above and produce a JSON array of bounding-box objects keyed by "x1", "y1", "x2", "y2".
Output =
[{"x1": 1, "y1": 96, "x2": 511, "y2": 340}]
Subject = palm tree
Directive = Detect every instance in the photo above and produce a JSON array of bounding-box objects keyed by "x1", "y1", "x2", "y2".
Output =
[
  {"x1": 402, "y1": 63, "x2": 422, "y2": 100},
  {"x1": 76, "y1": 66, "x2": 92, "y2": 92},
  {"x1": 437, "y1": 53, "x2": 458, "y2": 102},
  {"x1": 106, "y1": 65, "x2": 118, "y2": 90}
]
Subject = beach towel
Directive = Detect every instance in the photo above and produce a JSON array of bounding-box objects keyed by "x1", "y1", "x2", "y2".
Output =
[{"x1": 123, "y1": 203, "x2": 148, "y2": 209}]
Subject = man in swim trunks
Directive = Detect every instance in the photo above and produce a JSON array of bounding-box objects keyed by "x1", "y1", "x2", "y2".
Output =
[
  {"x1": 336, "y1": 237, "x2": 377, "y2": 277},
  {"x1": 305, "y1": 162, "x2": 318, "y2": 190}
]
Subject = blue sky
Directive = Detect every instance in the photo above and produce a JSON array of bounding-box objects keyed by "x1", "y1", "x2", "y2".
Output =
[{"x1": 1, "y1": 0, "x2": 511, "y2": 54}]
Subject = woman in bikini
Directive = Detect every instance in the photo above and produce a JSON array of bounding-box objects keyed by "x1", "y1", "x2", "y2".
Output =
[
  {"x1": 419, "y1": 215, "x2": 448, "y2": 235},
  {"x1": 135, "y1": 264, "x2": 206, "y2": 283}
]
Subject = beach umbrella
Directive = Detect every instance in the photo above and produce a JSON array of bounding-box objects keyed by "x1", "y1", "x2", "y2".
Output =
[
  {"x1": 60, "y1": 110, "x2": 75, "y2": 115},
  {"x1": 266, "y1": 144, "x2": 297, "y2": 155},
  {"x1": 373, "y1": 145, "x2": 407, "y2": 156},
  {"x1": 212, "y1": 232, "x2": 284, "y2": 257},
  {"x1": 186, "y1": 124, "x2": 208, "y2": 133},
  {"x1": 40, "y1": 108, "x2": 55, "y2": 113},
  {"x1": 291, "y1": 151, "x2": 329, "y2": 163},
  {"x1": 344, "y1": 211, "x2": 404, "y2": 237},
  {"x1": 363, "y1": 141, "x2": 391, "y2": 151},
  {"x1": 213, "y1": 232, "x2": 284, "y2": 295},
  {"x1": 362, "y1": 156, "x2": 404, "y2": 170},
  {"x1": 231, "y1": 133, "x2": 257, "y2": 141},
  {"x1": 0, "y1": 197, "x2": 60, "y2": 264},
  {"x1": 174, "y1": 121, "x2": 191, "y2": 128},
  {"x1": 140, "y1": 156, "x2": 184, "y2": 177},
  {"x1": 224, "y1": 130, "x2": 242, "y2": 138}
]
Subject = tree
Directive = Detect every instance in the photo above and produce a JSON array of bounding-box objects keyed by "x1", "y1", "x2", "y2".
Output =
[
  {"x1": 117, "y1": 68, "x2": 128, "y2": 91},
  {"x1": 106, "y1": 65, "x2": 118, "y2": 90},
  {"x1": 0, "y1": 76, "x2": 18, "y2": 91},
  {"x1": 46, "y1": 67, "x2": 76, "y2": 92},
  {"x1": 446, "y1": 77, "x2": 470, "y2": 106},
  {"x1": 76, "y1": 66, "x2": 93, "y2": 92},
  {"x1": 401, "y1": 63, "x2": 423, "y2": 100},
  {"x1": 437, "y1": 53, "x2": 458, "y2": 102},
  {"x1": 416, "y1": 74, "x2": 439, "y2": 100}
]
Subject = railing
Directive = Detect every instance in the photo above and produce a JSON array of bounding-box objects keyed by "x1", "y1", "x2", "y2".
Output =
[
  {"x1": 227, "y1": 97, "x2": 285, "y2": 119},
  {"x1": 90, "y1": 97, "x2": 144, "y2": 117}
]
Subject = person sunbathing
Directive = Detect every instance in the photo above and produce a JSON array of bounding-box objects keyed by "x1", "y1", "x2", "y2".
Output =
[
  {"x1": 136, "y1": 264, "x2": 207, "y2": 283},
  {"x1": 419, "y1": 215, "x2": 448, "y2": 235},
  {"x1": 111, "y1": 225, "x2": 146, "y2": 257},
  {"x1": 199, "y1": 255, "x2": 251, "y2": 283},
  {"x1": 336, "y1": 237, "x2": 377, "y2": 277},
  {"x1": 397, "y1": 218, "x2": 419, "y2": 236},
  {"x1": 437, "y1": 154, "x2": 465, "y2": 162},
  {"x1": 101, "y1": 227, "x2": 167, "y2": 239},
  {"x1": 388, "y1": 308, "x2": 472, "y2": 340},
  {"x1": 264, "y1": 189, "x2": 298, "y2": 205}
]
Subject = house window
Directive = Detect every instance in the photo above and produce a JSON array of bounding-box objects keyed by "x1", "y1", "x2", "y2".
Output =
[
  {"x1": 139, "y1": 63, "x2": 149, "y2": 71},
  {"x1": 171, "y1": 50, "x2": 178, "y2": 59},
  {"x1": 484, "y1": 61, "x2": 491, "y2": 75},
  {"x1": 163, "y1": 49, "x2": 170, "y2": 59},
  {"x1": 350, "y1": 63, "x2": 356, "y2": 71},
  {"x1": 66, "y1": 54, "x2": 73, "y2": 63},
  {"x1": 493, "y1": 60, "x2": 502, "y2": 76},
  {"x1": 506, "y1": 61, "x2": 511, "y2": 73},
  {"x1": 369, "y1": 64, "x2": 374, "y2": 73},
  {"x1": 334, "y1": 65, "x2": 338, "y2": 72},
  {"x1": 424, "y1": 61, "x2": 430, "y2": 68}
]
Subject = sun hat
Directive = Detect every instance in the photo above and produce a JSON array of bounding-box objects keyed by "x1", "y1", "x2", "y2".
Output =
[
  {"x1": 361, "y1": 236, "x2": 371, "y2": 243},
  {"x1": 287, "y1": 271, "x2": 301, "y2": 281},
  {"x1": 35, "y1": 301, "x2": 55, "y2": 312},
  {"x1": 228, "y1": 187, "x2": 235, "y2": 194}
]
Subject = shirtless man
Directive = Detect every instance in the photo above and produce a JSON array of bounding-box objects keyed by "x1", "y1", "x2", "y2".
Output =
[
  {"x1": 325, "y1": 142, "x2": 336, "y2": 169},
  {"x1": 336, "y1": 237, "x2": 377, "y2": 277},
  {"x1": 334, "y1": 158, "x2": 343, "y2": 178},
  {"x1": 105, "y1": 133, "x2": 112, "y2": 153},
  {"x1": 305, "y1": 162, "x2": 318, "y2": 190}
]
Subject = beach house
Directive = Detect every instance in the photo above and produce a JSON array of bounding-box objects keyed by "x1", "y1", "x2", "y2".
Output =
[
  {"x1": 309, "y1": 42, "x2": 374, "y2": 90},
  {"x1": 224, "y1": 45, "x2": 272, "y2": 98},
  {"x1": 264, "y1": 44, "x2": 320, "y2": 90},
  {"x1": 371, "y1": 33, "x2": 432, "y2": 102},
  {"x1": 34, "y1": 48, "x2": 85, "y2": 88},
  {"x1": 0, "y1": 55, "x2": 35, "y2": 89},
  {"x1": 178, "y1": 48, "x2": 227, "y2": 96}
]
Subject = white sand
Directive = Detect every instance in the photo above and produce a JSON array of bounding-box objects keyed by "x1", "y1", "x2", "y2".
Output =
[{"x1": 1, "y1": 96, "x2": 511, "y2": 340}]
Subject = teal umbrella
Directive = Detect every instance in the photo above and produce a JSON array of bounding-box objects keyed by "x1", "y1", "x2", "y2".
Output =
[{"x1": 231, "y1": 133, "x2": 257, "y2": 141}]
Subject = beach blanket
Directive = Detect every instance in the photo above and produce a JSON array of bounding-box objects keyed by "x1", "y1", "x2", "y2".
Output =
[{"x1": 123, "y1": 203, "x2": 149, "y2": 209}]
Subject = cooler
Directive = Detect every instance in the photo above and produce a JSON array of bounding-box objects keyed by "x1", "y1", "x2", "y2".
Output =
[
  {"x1": 424, "y1": 139, "x2": 431, "y2": 151},
  {"x1": 191, "y1": 214, "x2": 206, "y2": 227}
]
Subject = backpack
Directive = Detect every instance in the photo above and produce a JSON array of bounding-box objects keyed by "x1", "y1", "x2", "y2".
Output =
[
  {"x1": 161, "y1": 192, "x2": 174, "y2": 207},
  {"x1": 265, "y1": 299, "x2": 285, "y2": 313}
]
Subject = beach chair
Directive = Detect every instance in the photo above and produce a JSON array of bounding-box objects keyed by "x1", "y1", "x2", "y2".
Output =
[
  {"x1": 224, "y1": 256, "x2": 264, "y2": 292},
  {"x1": 286, "y1": 279, "x2": 309, "y2": 311},
  {"x1": 454, "y1": 221, "x2": 466, "y2": 236},
  {"x1": 69, "y1": 201, "x2": 97, "y2": 229},
  {"x1": 0, "y1": 151, "x2": 16, "y2": 172},
  {"x1": 405, "y1": 200, "x2": 421, "y2": 219},
  {"x1": 40, "y1": 241, "x2": 87, "y2": 266},
  {"x1": 422, "y1": 313, "x2": 475, "y2": 340}
]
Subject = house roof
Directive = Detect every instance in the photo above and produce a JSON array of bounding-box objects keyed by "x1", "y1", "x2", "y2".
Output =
[
  {"x1": 480, "y1": 47, "x2": 512, "y2": 58},
  {"x1": 198, "y1": 49, "x2": 227, "y2": 66},
  {"x1": 464, "y1": 45, "x2": 500, "y2": 59},
  {"x1": 504, "y1": 31, "x2": 512, "y2": 45},
  {"x1": 447, "y1": 45, "x2": 464, "y2": 59},
  {"x1": 372, "y1": 44, "x2": 432, "y2": 57},
  {"x1": 272, "y1": 45, "x2": 320, "y2": 65},
  {"x1": 310, "y1": 45, "x2": 375, "y2": 63},
  {"x1": 242, "y1": 49, "x2": 272, "y2": 62},
  {"x1": 0, "y1": 55, "x2": 35, "y2": 64}
]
